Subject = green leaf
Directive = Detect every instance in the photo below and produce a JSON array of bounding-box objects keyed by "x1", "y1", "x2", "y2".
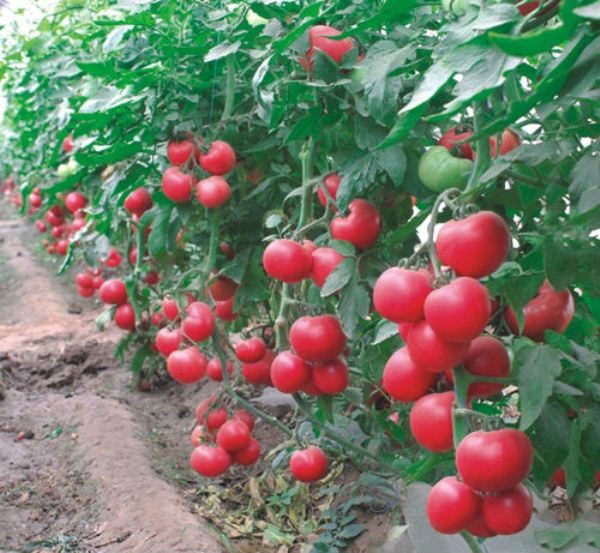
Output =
[
  {"x1": 375, "y1": 143, "x2": 406, "y2": 186},
  {"x1": 321, "y1": 258, "x2": 355, "y2": 297},
  {"x1": 148, "y1": 206, "x2": 172, "y2": 259},
  {"x1": 337, "y1": 523, "x2": 365, "y2": 539},
  {"x1": 336, "y1": 152, "x2": 379, "y2": 211},
  {"x1": 330, "y1": 240, "x2": 356, "y2": 257},
  {"x1": 373, "y1": 320, "x2": 399, "y2": 345},
  {"x1": 489, "y1": 22, "x2": 574, "y2": 57},
  {"x1": 569, "y1": 150, "x2": 600, "y2": 213},
  {"x1": 574, "y1": 0, "x2": 600, "y2": 18},
  {"x1": 204, "y1": 41, "x2": 241, "y2": 62},
  {"x1": 338, "y1": 273, "x2": 370, "y2": 338}
]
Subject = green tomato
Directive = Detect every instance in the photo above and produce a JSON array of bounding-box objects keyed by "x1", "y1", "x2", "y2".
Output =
[
  {"x1": 57, "y1": 158, "x2": 78, "y2": 179},
  {"x1": 418, "y1": 146, "x2": 473, "y2": 193},
  {"x1": 246, "y1": 10, "x2": 269, "y2": 27},
  {"x1": 350, "y1": 65, "x2": 368, "y2": 84},
  {"x1": 441, "y1": 0, "x2": 469, "y2": 15}
]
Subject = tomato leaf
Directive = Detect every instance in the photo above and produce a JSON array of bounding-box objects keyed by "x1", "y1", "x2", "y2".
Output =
[{"x1": 321, "y1": 258, "x2": 355, "y2": 298}]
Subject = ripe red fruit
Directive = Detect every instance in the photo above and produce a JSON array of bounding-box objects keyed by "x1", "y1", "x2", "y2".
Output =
[
  {"x1": 114, "y1": 303, "x2": 135, "y2": 331},
  {"x1": 196, "y1": 176, "x2": 231, "y2": 208},
  {"x1": 505, "y1": 281, "x2": 574, "y2": 342},
  {"x1": 215, "y1": 298, "x2": 237, "y2": 321},
  {"x1": 45, "y1": 205, "x2": 64, "y2": 227},
  {"x1": 151, "y1": 312, "x2": 165, "y2": 327},
  {"x1": 199, "y1": 141, "x2": 236, "y2": 175},
  {"x1": 232, "y1": 410, "x2": 255, "y2": 432},
  {"x1": 491, "y1": 129, "x2": 521, "y2": 156},
  {"x1": 465, "y1": 513, "x2": 497, "y2": 538},
  {"x1": 317, "y1": 173, "x2": 341, "y2": 210},
  {"x1": 62, "y1": 135, "x2": 73, "y2": 153},
  {"x1": 289, "y1": 315, "x2": 347, "y2": 362},
  {"x1": 302, "y1": 25, "x2": 354, "y2": 70},
  {"x1": 330, "y1": 199, "x2": 381, "y2": 250},
  {"x1": 183, "y1": 302, "x2": 215, "y2": 342},
  {"x1": 552, "y1": 468, "x2": 566, "y2": 489},
  {"x1": 242, "y1": 350, "x2": 275, "y2": 385},
  {"x1": 382, "y1": 347, "x2": 436, "y2": 402},
  {"x1": 167, "y1": 137, "x2": 200, "y2": 166},
  {"x1": 436, "y1": 211, "x2": 511, "y2": 278},
  {"x1": 195, "y1": 396, "x2": 218, "y2": 424},
  {"x1": 78, "y1": 286, "x2": 94, "y2": 298},
  {"x1": 162, "y1": 297, "x2": 179, "y2": 321},
  {"x1": 167, "y1": 346, "x2": 207, "y2": 384},
  {"x1": 374, "y1": 268, "x2": 432, "y2": 323},
  {"x1": 99, "y1": 278, "x2": 127, "y2": 305},
  {"x1": 145, "y1": 270, "x2": 160, "y2": 285},
  {"x1": 409, "y1": 392, "x2": 455, "y2": 453},
  {"x1": 155, "y1": 327, "x2": 181, "y2": 357},
  {"x1": 289, "y1": 446, "x2": 329, "y2": 483},
  {"x1": 312, "y1": 358, "x2": 349, "y2": 395},
  {"x1": 235, "y1": 337, "x2": 267, "y2": 363},
  {"x1": 262, "y1": 239, "x2": 313, "y2": 283},
  {"x1": 438, "y1": 126, "x2": 474, "y2": 160},
  {"x1": 190, "y1": 445, "x2": 232, "y2": 477},
  {"x1": 209, "y1": 274, "x2": 237, "y2": 301},
  {"x1": 35, "y1": 220, "x2": 47, "y2": 233},
  {"x1": 456, "y1": 429, "x2": 533, "y2": 492},
  {"x1": 206, "y1": 357, "x2": 234, "y2": 381},
  {"x1": 29, "y1": 193, "x2": 42, "y2": 208},
  {"x1": 205, "y1": 408, "x2": 228, "y2": 434},
  {"x1": 92, "y1": 276, "x2": 103, "y2": 289},
  {"x1": 270, "y1": 351, "x2": 311, "y2": 393},
  {"x1": 426, "y1": 477, "x2": 481, "y2": 534},
  {"x1": 310, "y1": 247, "x2": 344, "y2": 288},
  {"x1": 55, "y1": 239, "x2": 69, "y2": 255},
  {"x1": 64, "y1": 191, "x2": 87, "y2": 213},
  {"x1": 232, "y1": 437, "x2": 261, "y2": 465},
  {"x1": 406, "y1": 320, "x2": 470, "y2": 372},
  {"x1": 424, "y1": 277, "x2": 491, "y2": 343},
  {"x1": 162, "y1": 166, "x2": 193, "y2": 203},
  {"x1": 75, "y1": 273, "x2": 94, "y2": 289},
  {"x1": 464, "y1": 336, "x2": 510, "y2": 397},
  {"x1": 482, "y1": 484, "x2": 533, "y2": 535},
  {"x1": 217, "y1": 419, "x2": 251, "y2": 452},
  {"x1": 124, "y1": 187, "x2": 153, "y2": 217}
]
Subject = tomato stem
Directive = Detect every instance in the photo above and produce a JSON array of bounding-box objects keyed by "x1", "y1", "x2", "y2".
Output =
[
  {"x1": 296, "y1": 137, "x2": 314, "y2": 233},
  {"x1": 222, "y1": 55, "x2": 235, "y2": 121},
  {"x1": 461, "y1": 531, "x2": 487, "y2": 553},
  {"x1": 466, "y1": 100, "x2": 491, "y2": 191},
  {"x1": 205, "y1": 210, "x2": 220, "y2": 281}
]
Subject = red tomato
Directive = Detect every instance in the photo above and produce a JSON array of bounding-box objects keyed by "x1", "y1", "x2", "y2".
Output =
[
  {"x1": 232, "y1": 410, "x2": 255, "y2": 432},
  {"x1": 104, "y1": 247, "x2": 122, "y2": 268},
  {"x1": 317, "y1": 173, "x2": 341, "y2": 209},
  {"x1": 191, "y1": 425, "x2": 208, "y2": 447},
  {"x1": 302, "y1": 25, "x2": 354, "y2": 70},
  {"x1": 162, "y1": 166, "x2": 193, "y2": 203},
  {"x1": 167, "y1": 346, "x2": 207, "y2": 384},
  {"x1": 398, "y1": 322, "x2": 413, "y2": 342},
  {"x1": 52, "y1": 225, "x2": 65, "y2": 239},
  {"x1": 436, "y1": 211, "x2": 511, "y2": 278},
  {"x1": 456, "y1": 429, "x2": 533, "y2": 492},
  {"x1": 289, "y1": 315, "x2": 347, "y2": 362},
  {"x1": 216, "y1": 419, "x2": 251, "y2": 452},
  {"x1": 374, "y1": 268, "x2": 432, "y2": 323},
  {"x1": 78, "y1": 286, "x2": 94, "y2": 298},
  {"x1": 219, "y1": 242, "x2": 235, "y2": 260},
  {"x1": 310, "y1": 247, "x2": 344, "y2": 288},
  {"x1": 167, "y1": 137, "x2": 201, "y2": 166},
  {"x1": 209, "y1": 274, "x2": 237, "y2": 301},
  {"x1": 491, "y1": 129, "x2": 521, "y2": 156},
  {"x1": 75, "y1": 273, "x2": 94, "y2": 289},
  {"x1": 206, "y1": 357, "x2": 234, "y2": 381},
  {"x1": 29, "y1": 193, "x2": 42, "y2": 208},
  {"x1": 426, "y1": 476, "x2": 481, "y2": 534},
  {"x1": 124, "y1": 187, "x2": 153, "y2": 216},
  {"x1": 64, "y1": 192, "x2": 87, "y2": 213},
  {"x1": 162, "y1": 297, "x2": 179, "y2": 321},
  {"x1": 409, "y1": 392, "x2": 455, "y2": 453},
  {"x1": 183, "y1": 302, "x2": 215, "y2": 342},
  {"x1": 190, "y1": 445, "x2": 231, "y2": 477},
  {"x1": 232, "y1": 437, "x2": 261, "y2": 465},
  {"x1": 407, "y1": 320, "x2": 470, "y2": 372},
  {"x1": 235, "y1": 337, "x2": 267, "y2": 363},
  {"x1": 329, "y1": 199, "x2": 381, "y2": 250},
  {"x1": 551, "y1": 468, "x2": 566, "y2": 488},
  {"x1": 35, "y1": 220, "x2": 47, "y2": 233},
  {"x1": 55, "y1": 239, "x2": 69, "y2": 255},
  {"x1": 92, "y1": 276, "x2": 104, "y2": 289},
  {"x1": 151, "y1": 312, "x2": 165, "y2": 327},
  {"x1": 155, "y1": 328, "x2": 181, "y2": 356},
  {"x1": 289, "y1": 446, "x2": 329, "y2": 483},
  {"x1": 312, "y1": 358, "x2": 349, "y2": 395},
  {"x1": 300, "y1": 379, "x2": 322, "y2": 396},
  {"x1": 438, "y1": 126, "x2": 474, "y2": 160},
  {"x1": 72, "y1": 218, "x2": 86, "y2": 231},
  {"x1": 464, "y1": 336, "x2": 510, "y2": 398},
  {"x1": 242, "y1": 350, "x2": 275, "y2": 385},
  {"x1": 465, "y1": 513, "x2": 497, "y2": 538},
  {"x1": 196, "y1": 176, "x2": 231, "y2": 208},
  {"x1": 215, "y1": 298, "x2": 238, "y2": 321},
  {"x1": 270, "y1": 351, "x2": 311, "y2": 393},
  {"x1": 205, "y1": 408, "x2": 228, "y2": 433},
  {"x1": 45, "y1": 205, "x2": 65, "y2": 227},
  {"x1": 199, "y1": 141, "x2": 236, "y2": 175},
  {"x1": 262, "y1": 239, "x2": 313, "y2": 283},
  {"x1": 143, "y1": 270, "x2": 159, "y2": 285},
  {"x1": 99, "y1": 278, "x2": 127, "y2": 305},
  {"x1": 62, "y1": 134, "x2": 73, "y2": 153},
  {"x1": 482, "y1": 484, "x2": 532, "y2": 534},
  {"x1": 114, "y1": 304, "x2": 136, "y2": 331},
  {"x1": 505, "y1": 281, "x2": 574, "y2": 342},
  {"x1": 382, "y1": 347, "x2": 436, "y2": 402},
  {"x1": 424, "y1": 277, "x2": 491, "y2": 343}
]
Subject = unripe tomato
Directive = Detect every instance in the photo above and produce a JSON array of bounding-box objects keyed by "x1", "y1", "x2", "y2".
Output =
[
  {"x1": 424, "y1": 277, "x2": 491, "y2": 343},
  {"x1": 62, "y1": 134, "x2": 73, "y2": 153},
  {"x1": 426, "y1": 477, "x2": 481, "y2": 534},
  {"x1": 438, "y1": 126, "x2": 474, "y2": 160},
  {"x1": 235, "y1": 337, "x2": 266, "y2": 363},
  {"x1": 312, "y1": 358, "x2": 349, "y2": 395},
  {"x1": 482, "y1": 484, "x2": 532, "y2": 534},
  {"x1": 310, "y1": 247, "x2": 344, "y2": 288},
  {"x1": 124, "y1": 187, "x2": 153, "y2": 216},
  {"x1": 464, "y1": 336, "x2": 510, "y2": 398},
  {"x1": 196, "y1": 176, "x2": 231, "y2": 208},
  {"x1": 190, "y1": 445, "x2": 232, "y2": 477},
  {"x1": 262, "y1": 239, "x2": 313, "y2": 283},
  {"x1": 216, "y1": 419, "x2": 251, "y2": 452},
  {"x1": 64, "y1": 191, "x2": 87, "y2": 213},
  {"x1": 99, "y1": 278, "x2": 127, "y2": 305},
  {"x1": 232, "y1": 410, "x2": 255, "y2": 432},
  {"x1": 456, "y1": 429, "x2": 533, "y2": 492},
  {"x1": 78, "y1": 286, "x2": 94, "y2": 298},
  {"x1": 289, "y1": 315, "x2": 347, "y2": 362},
  {"x1": 289, "y1": 445, "x2": 329, "y2": 483},
  {"x1": 465, "y1": 513, "x2": 497, "y2": 538},
  {"x1": 199, "y1": 141, "x2": 236, "y2": 175},
  {"x1": 330, "y1": 199, "x2": 381, "y2": 250},
  {"x1": 242, "y1": 350, "x2": 275, "y2": 385},
  {"x1": 162, "y1": 297, "x2": 179, "y2": 321},
  {"x1": 162, "y1": 166, "x2": 193, "y2": 203},
  {"x1": 209, "y1": 274, "x2": 237, "y2": 301},
  {"x1": 407, "y1": 320, "x2": 470, "y2": 372},
  {"x1": 155, "y1": 328, "x2": 181, "y2": 356},
  {"x1": 301, "y1": 25, "x2": 354, "y2": 71},
  {"x1": 167, "y1": 346, "x2": 208, "y2": 384},
  {"x1": 505, "y1": 281, "x2": 574, "y2": 342},
  {"x1": 114, "y1": 303, "x2": 136, "y2": 331},
  {"x1": 436, "y1": 211, "x2": 511, "y2": 278},
  {"x1": 317, "y1": 173, "x2": 341, "y2": 210},
  {"x1": 183, "y1": 302, "x2": 215, "y2": 342},
  {"x1": 75, "y1": 272, "x2": 94, "y2": 289},
  {"x1": 232, "y1": 437, "x2": 261, "y2": 465},
  {"x1": 191, "y1": 425, "x2": 208, "y2": 447},
  {"x1": 409, "y1": 392, "x2": 455, "y2": 453},
  {"x1": 418, "y1": 146, "x2": 473, "y2": 192},
  {"x1": 167, "y1": 137, "x2": 200, "y2": 166},
  {"x1": 206, "y1": 357, "x2": 234, "y2": 381},
  {"x1": 374, "y1": 268, "x2": 432, "y2": 323},
  {"x1": 382, "y1": 347, "x2": 436, "y2": 402},
  {"x1": 215, "y1": 298, "x2": 238, "y2": 321},
  {"x1": 270, "y1": 351, "x2": 311, "y2": 393}
]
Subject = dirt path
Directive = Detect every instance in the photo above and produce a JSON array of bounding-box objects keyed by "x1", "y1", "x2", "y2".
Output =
[{"x1": 0, "y1": 209, "x2": 223, "y2": 553}]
